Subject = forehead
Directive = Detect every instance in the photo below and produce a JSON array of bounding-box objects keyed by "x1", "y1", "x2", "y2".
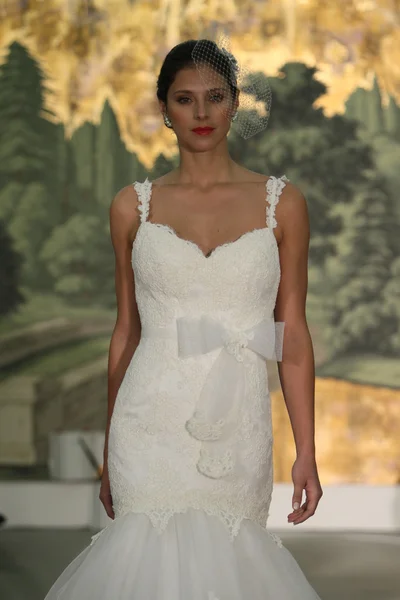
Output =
[{"x1": 170, "y1": 66, "x2": 228, "y2": 93}]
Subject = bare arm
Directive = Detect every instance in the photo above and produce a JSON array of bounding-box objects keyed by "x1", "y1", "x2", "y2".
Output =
[
  {"x1": 274, "y1": 183, "x2": 323, "y2": 526},
  {"x1": 103, "y1": 184, "x2": 142, "y2": 468},
  {"x1": 274, "y1": 182, "x2": 316, "y2": 459}
]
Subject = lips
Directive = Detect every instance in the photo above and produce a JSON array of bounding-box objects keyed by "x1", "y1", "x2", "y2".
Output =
[{"x1": 192, "y1": 127, "x2": 214, "y2": 133}]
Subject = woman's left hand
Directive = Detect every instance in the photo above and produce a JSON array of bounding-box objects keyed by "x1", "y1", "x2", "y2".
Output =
[{"x1": 288, "y1": 454, "x2": 323, "y2": 525}]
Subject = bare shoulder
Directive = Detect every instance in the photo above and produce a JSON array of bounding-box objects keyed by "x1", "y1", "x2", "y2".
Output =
[
  {"x1": 110, "y1": 184, "x2": 139, "y2": 214},
  {"x1": 110, "y1": 185, "x2": 140, "y2": 242},
  {"x1": 278, "y1": 179, "x2": 310, "y2": 241},
  {"x1": 110, "y1": 184, "x2": 141, "y2": 245}
]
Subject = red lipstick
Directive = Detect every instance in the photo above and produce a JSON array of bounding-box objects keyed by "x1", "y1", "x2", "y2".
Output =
[{"x1": 192, "y1": 127, "x2": 215, "y2": 135}]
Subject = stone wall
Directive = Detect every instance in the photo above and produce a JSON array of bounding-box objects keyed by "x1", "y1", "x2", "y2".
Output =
[
  {"x1": 0, "y1": 357, "x2": 108, "y2": 466},
  {"x1": 34, "y1": 357, "x2": 108, "y2": 464}
]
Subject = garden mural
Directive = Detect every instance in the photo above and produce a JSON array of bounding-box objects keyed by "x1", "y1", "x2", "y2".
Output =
[{"x1": 0, "y1": 0, "x2": 399, "y2": 484}]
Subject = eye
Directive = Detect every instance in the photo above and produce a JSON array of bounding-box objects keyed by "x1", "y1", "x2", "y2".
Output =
[
  {"x1": 210, "y1": 93, "x2": 224, "y2": 102},
  {"x1": 176, "y1": 94, "x2": 224, "y2": 104}
]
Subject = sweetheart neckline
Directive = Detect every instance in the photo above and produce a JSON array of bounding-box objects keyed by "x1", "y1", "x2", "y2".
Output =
[{"x1": 132, "y1": 220, "x2": 278, "y2": 260}]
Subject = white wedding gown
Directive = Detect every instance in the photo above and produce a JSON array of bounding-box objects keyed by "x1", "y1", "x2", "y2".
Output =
[{"x1": 44, "y1": 175, "x2": 322, "y2": 599}]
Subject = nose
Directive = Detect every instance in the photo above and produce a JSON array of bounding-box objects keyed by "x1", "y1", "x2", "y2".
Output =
[{"x1": 194, "y1": 99, "x2": 209, "y2": 120}]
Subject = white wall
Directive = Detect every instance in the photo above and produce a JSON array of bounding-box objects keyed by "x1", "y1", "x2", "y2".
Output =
[{"x1": 1, "y1": 482, "x2": 399, "y2": 532}]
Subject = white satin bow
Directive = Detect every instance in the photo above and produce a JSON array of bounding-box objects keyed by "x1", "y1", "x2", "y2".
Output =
[{"x1": 176, "y1": 315, "x2": 284, "y2": 479}]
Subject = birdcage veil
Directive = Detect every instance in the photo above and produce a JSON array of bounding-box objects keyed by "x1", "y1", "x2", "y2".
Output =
[{"x1": 191, "y1": 30, "x2": 272, "y2": 139}]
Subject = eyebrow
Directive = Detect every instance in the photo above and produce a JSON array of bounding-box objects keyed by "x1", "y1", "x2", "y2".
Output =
[{"x1": 173, "y1": 87, "x2": 226, "y2": 95}]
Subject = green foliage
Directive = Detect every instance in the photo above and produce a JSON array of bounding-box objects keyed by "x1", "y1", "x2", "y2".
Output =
[
  {"x1": 3, "y1": 336, "x2": 110, "y2": 379},
  {"x1": 230, "y1": 64, "x2": 374, "y2": 266},
  {"x1": 0, "y1": 41, "x2": 60, "y2": 299},
  {"x1": 263, "y1": 62, "x2": 327, "y2": 128},
  {"x1": 384, "y1": 95, "x2": 400, "y2": 138},
  {"x1": 1, "y1": 39, "x2": 399, "y2": 366},
  {"x1": 0, "y1": 181, "x2": 24, "y2": 222},
  {"x1": 367, "y1": 135, "x2": 400, "y2": 220},
  {"x1": 149, "y1": 153, "x2": 179, "y2": 180},
  {"x1": 0, "y1": 42, "x2": 54, "y2": 183},
  {"x1": 0, "y1": 218, "x2": 25, "y2": 317},
  {"x1": 381, "y1": 257, "x2": 400, "y2": 353},
  {"x1": 95, "y1": 100, "x2": 130, "y2": 209},
  {"x1": 40, "y1": 213, "x2": 115, "y2": 308},
  {"x1": 324, "y1": 172, "x2": 399, "y2": 356},
  {"x1": 368, "y1": 77, "x2": 385, "y2": 135},
  {"x1": 7, "y1": 182, "x2": 56, "y2": 289},
  {"x1": 228, "y1": 65, "x2": 400, "y2": 360},
  {"x1": 344, "y1": 76, "x2": 400, "y2": 141}
]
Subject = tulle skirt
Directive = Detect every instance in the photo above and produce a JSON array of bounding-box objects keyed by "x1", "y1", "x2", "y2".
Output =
[{"x1": 44, "y1": 508, "x2": 321, "y2": 599}]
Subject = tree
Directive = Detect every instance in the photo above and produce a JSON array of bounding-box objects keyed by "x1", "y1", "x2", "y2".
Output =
[
  {"x1": 69, "y1": 121, "x2": 98, "y2": 216},
  {"x1": 324, "y1": 172, "x2": 399, "y2": 356},
  {"x1": 0, "y1": 219, "x2": 25, "y2": 317},
  {"x1": 0, "y1": 42, "x2": 58, "y2": 290},
  {"x1": 0, "y1": 42, "x2": 53, "y2": 186},
  {"x1": 344, "y1": 87, "x2": 369, "y2": 128},
  {"x1": 149, "y1": 153, "x2": 179, "y2": 181},
  {"x1": 39, "y1": 100, "x2": 150, "y2": 308},
  {"x1": 95, "y1": 100, "x2": 127, "y2": 210},
  {"x1": 384, "y1": 95, "x2": 400, "y2": 139},
  {"x1": 382, "y1": 257, "x2": 400, "y2": 353},
  {"x1": 40, "y1": 213, "x2": 115, "y2": 308},
  {"x1": 228, "y1": 63, "x2": 374, "y2": 267},
  {"x1": 367, "y1": 76, "x2": 385, "y2": 136}
]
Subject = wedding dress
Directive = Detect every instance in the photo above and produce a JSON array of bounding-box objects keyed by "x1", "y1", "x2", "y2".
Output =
[{"x1": 44, "y1": 175, "x2": 322, "y2": 599}]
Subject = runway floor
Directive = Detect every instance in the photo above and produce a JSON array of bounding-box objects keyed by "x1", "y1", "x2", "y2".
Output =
[{"x1": 0, "y1": 527, "x2": 399, "y2": 600}]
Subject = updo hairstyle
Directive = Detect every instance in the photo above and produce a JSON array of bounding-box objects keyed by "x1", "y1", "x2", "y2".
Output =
[{"x1": 156, "y1": 39, "x2": 239, "y2": 109}]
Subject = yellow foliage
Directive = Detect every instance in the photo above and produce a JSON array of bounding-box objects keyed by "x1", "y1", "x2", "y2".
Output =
[
  {"x1": 0, "y1": 0, "x2": 399, "y2": 167},
  {"x1": 271, "y1": 375, "x2": 400, "y2": 484}
]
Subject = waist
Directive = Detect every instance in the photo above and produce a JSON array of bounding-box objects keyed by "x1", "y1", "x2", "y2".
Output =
[
  {"x1": 140, "y1": 314, "x2": 284, "y2": 363},
  {"x1": 141, "y1": 315, "x2": 275, "y2": 338}
]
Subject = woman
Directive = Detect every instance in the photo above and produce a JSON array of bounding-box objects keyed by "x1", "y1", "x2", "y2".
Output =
[{"x1": 44, "y1": 38, "x2": 323, "y2": 599}]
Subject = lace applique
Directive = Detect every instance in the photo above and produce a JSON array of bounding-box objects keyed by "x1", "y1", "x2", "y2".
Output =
[
  {"x1": 133, "y1": 178, "x2": 151, "y2": 223},
  {"x1": 108, "y1": 174, "x2": 284, "y2": 547},
  {"x1": 196, "y1": 446, "x2": 235, "y2": 479},
  {"x1": 266, "y1": 175, "x2": 288, "y2": 230},
  {"x1": 108, "y1": 448, "x2": 272, "y2": 542},
  {"x1": 186, "y1": 410, "x2": 226, "y2": 441}
]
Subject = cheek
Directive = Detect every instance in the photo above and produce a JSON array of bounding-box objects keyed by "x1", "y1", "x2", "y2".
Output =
[
  {"x1": 213, "y1": 105, "x2": 231, "y2": 124},
  {"x1": 170, "y1": 107, "x2": 192, "y2": 123}
]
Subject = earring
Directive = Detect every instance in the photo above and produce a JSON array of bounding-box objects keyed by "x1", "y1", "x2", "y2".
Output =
[
  {"x1": 232, "y1": 111, "x2": 238, "y2": 122},
  {"x1": 163, "y1": 113, "x2": 173, "y2": 128}
]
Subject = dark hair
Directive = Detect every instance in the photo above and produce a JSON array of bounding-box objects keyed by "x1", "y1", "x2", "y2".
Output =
[{"x1": 156, "y1": 39, "x2": 239, "y2": 107}]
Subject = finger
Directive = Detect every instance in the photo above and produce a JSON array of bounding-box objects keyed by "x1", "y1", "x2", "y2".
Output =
[
  {"x1": 293, "y1": 500, "x2": 319, "y2": 524},
  {"x1": 288, "y1": 504, "x2": 305, "y2": 516},
  {"x1": 288, "y1": 507, "x2": 306, "y2": 520},
  {"x1": 293, "y1": 510, "x2": 313, "y2": 524},
  {"x1": 292, "y1": 483, "x2": 304, "y2": 510}
]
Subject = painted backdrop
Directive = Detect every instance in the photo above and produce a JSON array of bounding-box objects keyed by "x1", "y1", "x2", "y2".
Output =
[{"x1": 0, "y1": 0, "x2": 399, "y2": 484}]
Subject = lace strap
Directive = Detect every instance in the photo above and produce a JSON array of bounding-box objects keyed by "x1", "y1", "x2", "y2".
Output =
[
  {"x1": 132, "y1": 178, "x2": 152, "y2": 224},
  {"x1": 265, "y1": 175, "x2": 289, "y2": 229}
]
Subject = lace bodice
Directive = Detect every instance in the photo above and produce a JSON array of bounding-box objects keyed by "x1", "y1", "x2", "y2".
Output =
[{"x1": 106, "y1": 175, "x2": 288, "y2": 543}]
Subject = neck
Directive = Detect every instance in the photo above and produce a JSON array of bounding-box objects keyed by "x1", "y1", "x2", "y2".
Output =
[{"x1": 175, "y1": 143, "x2": 240, "y2": 189}]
